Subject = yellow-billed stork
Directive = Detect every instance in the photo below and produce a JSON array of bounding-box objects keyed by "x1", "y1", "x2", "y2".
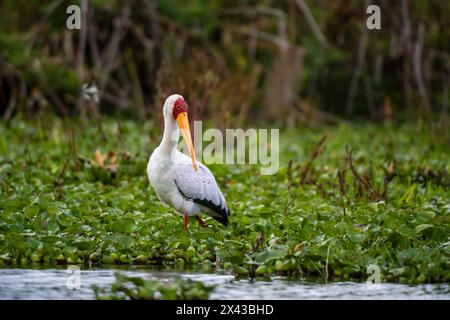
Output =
[{"x1": 147, "y1": 94, "x2": 230, "y2": 230}]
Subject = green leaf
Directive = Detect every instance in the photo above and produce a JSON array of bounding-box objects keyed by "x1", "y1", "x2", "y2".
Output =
[
  {"x1": 47, "y1": 220, "x2": 59, "y2": 233},
  {"x1": 254, "y1": 249, "x2": 287, "y2": 263},
  {"x1": 47, "y1": 205, "x2": 60, "y2": 216},
  {"x1": 334, "y1": 221, "x2": 348, "y2": 234},
  {"x1": 400, "y1": 184, "x2": 416, "y2": 204},
  {"x1": 415, "y1": 224, "x2": 433, "y2": 233},
  {"x1": 26, "y1": 237, "x2": 42, "y2": 249},
  {"x1": 24, "y1": 205, "x2": 40, "y2": 218},
  {"x1": 111, "y1": 218, "x2": 136, "y2": 233},
  {"x1": 348, "y1": 232, "x2": 366, "y2": 243}
]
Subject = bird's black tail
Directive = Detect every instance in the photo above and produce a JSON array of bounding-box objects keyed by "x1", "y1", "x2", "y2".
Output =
[{"x1": 212, "y1": 208, "x2": 229, "y2": 226}]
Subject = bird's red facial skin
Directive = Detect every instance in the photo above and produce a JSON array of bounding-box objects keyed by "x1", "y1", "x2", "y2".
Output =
[{"x1": 172, "y1": 98, "x2": 188, "y2": 119}]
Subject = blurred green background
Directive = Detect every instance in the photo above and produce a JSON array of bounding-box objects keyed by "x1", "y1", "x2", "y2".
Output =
[{"x1": 0, "y1": 0, "x2": 448, "y2": 126}]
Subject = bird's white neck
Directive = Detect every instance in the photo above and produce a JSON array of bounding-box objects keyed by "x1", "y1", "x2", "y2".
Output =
[{"x1": 159, "y1": 115, "x2": 179, "y2": 155}]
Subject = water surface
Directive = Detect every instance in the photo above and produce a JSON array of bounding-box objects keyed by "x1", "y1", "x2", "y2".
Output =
[{"x1": 0, "y1": 268, "x2": 448, "y2": 300}]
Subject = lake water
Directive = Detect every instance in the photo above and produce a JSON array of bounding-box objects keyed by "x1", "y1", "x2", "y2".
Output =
[{"x1": 0, "y1": 267, "x2": 448, "y2": 300}]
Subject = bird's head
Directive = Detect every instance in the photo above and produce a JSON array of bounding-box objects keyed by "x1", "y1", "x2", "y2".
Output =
[{"x1": 164, "y1": 94, "x2": 197, "y2": 172}]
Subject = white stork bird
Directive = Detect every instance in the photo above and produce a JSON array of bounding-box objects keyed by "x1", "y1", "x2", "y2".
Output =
[{"x1": 147, "y1": 94, "x2": 230, "y2": 230}]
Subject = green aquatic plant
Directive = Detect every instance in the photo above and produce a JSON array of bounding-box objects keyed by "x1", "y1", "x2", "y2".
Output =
[
  {"x1": 0, "y1": 117, "x2": 449, "y2": 284},
  {"x1": 93, "y1": 272, "x2": 215, "y2": 300}
]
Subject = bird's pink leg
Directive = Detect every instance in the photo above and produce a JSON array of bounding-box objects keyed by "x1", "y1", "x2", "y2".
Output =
[
  {"x1": 184, "y1": 213, "x2": 188, "y2": 230},
  {"x1": 195, "y1": 215, "x2": 207, "y2": 228}
]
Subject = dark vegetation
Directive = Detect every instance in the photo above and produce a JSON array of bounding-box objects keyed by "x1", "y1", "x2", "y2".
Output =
[{"x1": 0, "y1": 0, "x2": 448, "y2": 124}]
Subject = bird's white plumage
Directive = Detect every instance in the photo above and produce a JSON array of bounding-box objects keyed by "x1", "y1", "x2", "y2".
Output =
[
  {"x1": 147, "y1": 94, "x2": 229, "y2": 224},
  {"x1": 148, "y1": 149, "x2": 227, "y2": 217}
]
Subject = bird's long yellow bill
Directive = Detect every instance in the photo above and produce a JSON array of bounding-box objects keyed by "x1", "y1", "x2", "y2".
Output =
[{"x1": 176, "y1": 112, "x2": 198, "y2": 172}]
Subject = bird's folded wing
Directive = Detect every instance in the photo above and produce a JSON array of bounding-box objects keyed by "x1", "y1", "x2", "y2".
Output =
[{"x1": 171, "y1": 162, "x2": 229, "y2": 216}]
